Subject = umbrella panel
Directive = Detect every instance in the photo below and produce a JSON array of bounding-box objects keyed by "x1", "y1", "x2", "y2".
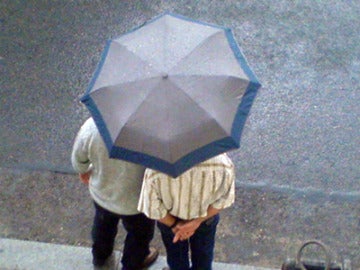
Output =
[
  {"x1": 114, "y1": 14, "x2": 222, "y2": 73},
  {"x1": 168, "y1": 30, "x2": 248, "y2": 79},
  {"x1": 170, "y1": 75, "x2": 250, "y2": 132},
  {"x1": 91, "y1": 78, "x2": 230, "y2": 163},
  {"x1": 91, "y1": 42, "x2": 160, "y2": 94}
]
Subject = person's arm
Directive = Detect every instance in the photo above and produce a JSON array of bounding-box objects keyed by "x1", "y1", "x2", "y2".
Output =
[
  {"x1": 158, "y1": 213, "x2": 180, "y2": 228},
  {"x1": 71, "y1": 120, "x2": 92, "y2": 176},
  {"x1": 174, "y1": 158, "x2": 236, "y2": 242},
  {"x1": 173, "y1": 206, "x2": 221, "y2": 243}
]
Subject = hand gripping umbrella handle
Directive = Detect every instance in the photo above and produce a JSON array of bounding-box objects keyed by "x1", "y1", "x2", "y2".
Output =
[{"x1": 296, "y1": 240, "x2": 331, "y2": 270}]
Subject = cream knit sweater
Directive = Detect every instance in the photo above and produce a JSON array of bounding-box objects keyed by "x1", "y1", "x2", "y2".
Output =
[{"x1": 71, "y1": 118, "x2": 145, "y2": 215}]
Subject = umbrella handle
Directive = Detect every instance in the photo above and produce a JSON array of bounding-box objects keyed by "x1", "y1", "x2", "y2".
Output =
[{"x1": 296, "y1": 240, "x2": 331, "y2": 270}]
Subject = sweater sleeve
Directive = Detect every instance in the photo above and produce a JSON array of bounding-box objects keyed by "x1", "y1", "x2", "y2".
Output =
[{"x1": 71, "y1": 119, "x2": 92, "y2": 174}]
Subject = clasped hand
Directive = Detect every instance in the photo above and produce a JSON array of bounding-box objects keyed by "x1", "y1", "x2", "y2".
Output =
[
  {"x1": 79, "y1": 170, "x2": 91, "y2": 184},
  {"x1": 172, "y1": 219, "x2": 202, "y2": 243}
]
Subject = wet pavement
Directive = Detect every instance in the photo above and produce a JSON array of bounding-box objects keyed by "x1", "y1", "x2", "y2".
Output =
[{"x1": 1, "y1": 0, "x2": 359, "y2": 269}]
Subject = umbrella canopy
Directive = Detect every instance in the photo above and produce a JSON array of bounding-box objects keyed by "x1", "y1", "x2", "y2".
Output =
[{"x1": 81, "y1": 13, "x2": 261, "y2": 177}]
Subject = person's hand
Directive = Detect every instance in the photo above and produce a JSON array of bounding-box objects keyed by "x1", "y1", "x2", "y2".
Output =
[
  {"x1": 79, "y1": 171, "x2": 91, "y2": 185},
  {"x1": 172, "y1": 219, "x2": 201, "y2": 243}
]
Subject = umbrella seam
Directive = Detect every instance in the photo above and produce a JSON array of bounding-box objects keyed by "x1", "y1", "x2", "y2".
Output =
[
  {"x1": 88, "y1": 41, "x2": 162, "y2": 95},
  {"x1": 168, "y1": 75, "x2": 241, "y2": 134},
  {"x1": 168, "y1": 29, "x2": 224, "y2": 74}
]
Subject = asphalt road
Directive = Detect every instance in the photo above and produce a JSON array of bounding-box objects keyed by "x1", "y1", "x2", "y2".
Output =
[{"x1": 1, "y1": 0, "x2": 359, "y2": 269}]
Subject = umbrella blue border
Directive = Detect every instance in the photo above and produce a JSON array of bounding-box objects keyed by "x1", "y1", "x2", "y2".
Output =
[{"x1": 80, "y1": 13, "x2": 261, "y2": 178}]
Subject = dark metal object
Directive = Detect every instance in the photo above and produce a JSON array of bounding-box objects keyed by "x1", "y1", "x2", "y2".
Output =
[{"x1": 281, "y1": 240, "x2": 351, "y2": 270}]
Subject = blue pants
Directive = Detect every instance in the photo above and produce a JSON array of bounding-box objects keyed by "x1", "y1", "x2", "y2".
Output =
[
  {"x1": 157, "y1": 214, "x2": 219, "y2": 270},
  {"x1": 92, "y1": 202, "x2": 155, "y2": 270}
]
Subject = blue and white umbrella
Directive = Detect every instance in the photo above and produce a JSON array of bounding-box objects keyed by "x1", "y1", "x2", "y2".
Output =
[{"x1": 81, "y1": 13, "x2": 261, "y2": 177}]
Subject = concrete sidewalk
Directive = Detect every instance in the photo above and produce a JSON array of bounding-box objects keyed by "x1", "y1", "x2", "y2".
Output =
[{"x1": 0, "y1": 238, "x2": 276, "y2": 270}]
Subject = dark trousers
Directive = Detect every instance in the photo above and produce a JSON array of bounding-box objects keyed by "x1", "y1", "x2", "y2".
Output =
[
  {"x1": 92, "y1": 202, "x2": 155, "y2": 270},
  {"x1": 157, "y1": 214, "x2": 219, "y2": 270}
]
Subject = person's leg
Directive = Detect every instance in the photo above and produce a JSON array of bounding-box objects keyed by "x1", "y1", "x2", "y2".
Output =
[
  {"x1": 157, "y1": 222, "x2": 190, "y2": 270},
  {"x1": 190, "y1": 214, "x2": 219, "y2": 270},
  {"x1": 91, "y1": 202, "x2": 120, "y2": 266},
  {"x1": 120, "y1": 213, "x2": 155, "y2": 270}
]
